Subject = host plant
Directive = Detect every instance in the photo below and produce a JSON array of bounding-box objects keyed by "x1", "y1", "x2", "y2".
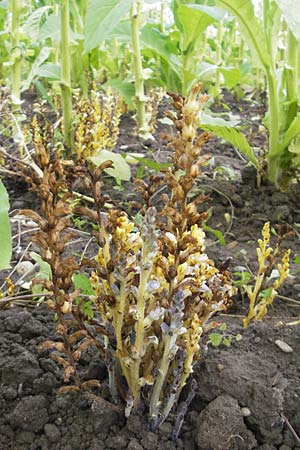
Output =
[
  {"x1": 21, "y1": 84, "x2": 235, "y2": 431},
  {"x1": 8, "y1": 0, "x2": 22, "y2": 111},
  {"x1": 60, "y1": 0, "x2": 73, "y2": 153},
  {"x1": 216, "y1": 0, "x2": 300, "y2": 187},
  {"x1": 0, "y1": 180, "x2": 12, "y2": 270}
]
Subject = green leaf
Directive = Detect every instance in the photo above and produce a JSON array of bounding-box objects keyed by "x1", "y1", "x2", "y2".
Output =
[
  {"x1": 23, "y1": 47, "x2": 52, "y2": 91},
  {"x1": 23, "y1": 6, "x2": 52, "y2": 40},
  {"x1": 73, "y1": 273, "x2": 94, "y2": 296},
  {"x1": 30, "y1": 252, "x2": 52, "y2": 296},
  {"x1": 31, "y1": 252, "x2": 52, "y2": 281},
  {"x1": 127, "y1": 156, "x2": 171, "y2": 171},
  {"x1": 202, "y1": 222, "x2": 226, "y2": 245},
  {"x1": 33, "y1": 80, "x2": 57, "y2": 110},
  {"x1": 0, "y1": 180, "x2": 12, "y2": 270},
  {"x1": 223, "y1": 337, "x2": 232, "y2": 347},
  {"x1": 39, "y1": 12, "x2": 82, "y2": 42},
  {"x1": 175, "y1": 3, "x2": 225, "y2": 51},
  {"x1": 199, "y1": 63, "x2": 242, "y2": 88},
  {"x1": 274, "y1": 0, "x2": 300, "y2": 39},
  {"x1": 236, "y1": 333, "x2": 243, "y2": 342},
  {"x1": 201, "y1": 113, "x2": 258, "y2": 167},
  {"x1": 219, "y1": 322, "x2": 227, "y2": 332},
  {"x1": 209, "y1": 332, "x2": 223, "y2": 347},
  {"x1": 104, "y1": 79, "x2": 135, "y2": 110},
  {"x1": 73, "y1": 274, "x2": 95, "y2": 319},
  {"x1": 259, "y1": 287, "x2": 274, "y2": 299},
  {"x1": 140, "y1": 25, "x2": 181, "y2": 76},
  {"x1": 84, "y1": 0, "x2": 132, "y2": 52},
  {"x1": 89, "y1": 150, "x2": 131, "y2": 184},
  {"x1": 104, "y1": 20, "x2": 131, "y2": 41},
  {"x1": 279, "y1": 115, "x2": 300, "y2": 154},
  {"x1": 35, "y1": 63, "x2": 61, "y2": 80},
  {"x1": 216, "y1": 0, "x2": 270, "y2": 69},
  {"x1": 233, "y1": 271, "x2": 252, "y2": 287},
  {"x1": 219, "y1": 67, "x2": 242, "y2": 89}
]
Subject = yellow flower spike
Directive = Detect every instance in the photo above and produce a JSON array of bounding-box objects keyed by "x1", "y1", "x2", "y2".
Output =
[
  {"x1": 180, "y1": 314, "x2": 203, "y2": 389},
  {"x1": 73, "y1": 87, "x2": 122, "y2": 160},
  {"x1": 5, "y1": 277, "x2": 15, "y2": 296},
  {"x1": 262, "y1": 221, "x2": 270, "y2": 243},
  {"x1": 274, "y1": 249, "x2": 290, "y2": 288},
  {"x1": 243, "y1": 222, "x2": 291, "y2": 328}
]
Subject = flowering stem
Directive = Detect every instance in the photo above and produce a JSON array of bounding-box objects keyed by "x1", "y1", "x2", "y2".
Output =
[{"x1": 131, "y1": 253, "x2": 151, "y2": 408}]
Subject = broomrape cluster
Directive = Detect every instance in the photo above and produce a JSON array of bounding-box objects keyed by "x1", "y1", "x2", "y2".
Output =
[
  {"x1": 73, "y1": 87, "x2": 123, "y2": 160},
  {"x1": 21, "y1": 83, "x2": 235, "y2": 431}
]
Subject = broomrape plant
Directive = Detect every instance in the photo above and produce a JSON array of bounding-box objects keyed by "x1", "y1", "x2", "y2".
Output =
[
  {"x1": 243, "y1": 222, "x2": 291, "y2": 328},
  {"x1": 21, "y1": 83, "x2": 235, "y2": 431}
]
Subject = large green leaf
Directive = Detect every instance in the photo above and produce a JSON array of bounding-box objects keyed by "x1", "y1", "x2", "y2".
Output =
[
  {"x1": 140, "y1": 25, "x2": 181, "y2": 77},
  {"x1": 104, "y1": 21, "x2": 131, "y2": 41},
  {"x1": 23, "y1": 47, "x2": 52, "y2": 91},
  {"x1": 199, "y1": 62, "x2": 242, "y2": 88},
  {"x1": 104, "y1": 79, "x2": 135, "y2": 109},
  {"x1": 216, "y1": 0, "x2": 270, "y2": 69},
  {"x1": 89, "y1": 150, "x2": 131, "y2": 184},
  {"x1": 23, "y1": 6, "x2": 52, "y2": 40},
  {"x1": 35, "y1": 63, "x2": 61, "y2": 80},
  {"x1": 0, "y1": 180, "x2": 12, "y2": 270},
  {"x1": 274, "y1": 0, "x2": 300, "y2": 39},
  {"x1": 219, "y1": 67, "x2": 242, "y2": 89},
  {"x1": 200, "y1": 114, "x2": 258, "y2": 167},
  {"x1": 39, "y1": 12, "x2": 83, "y2": 42},
  {"x1": 175, "y1": 3, "x2": 225, "y2": 51},
  {"x1": 84, "y1": 0, "x2": 132, "y2": 52}
]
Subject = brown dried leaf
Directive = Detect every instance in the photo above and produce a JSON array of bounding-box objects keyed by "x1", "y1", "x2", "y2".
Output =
[
  {"x1": 57, "y1": 385, "x2": 80, "y2": 394},
  {"x1": 81, "y1": 380, "x2": 101, "y2": 390},
  {"x1": 67, "y1": 330, "x2": 88, "y2": 346}
]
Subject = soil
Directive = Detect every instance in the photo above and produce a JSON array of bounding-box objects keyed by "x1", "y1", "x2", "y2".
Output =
[{"x1": 1, "y1": 90, "x2": 300, "y2": 450}]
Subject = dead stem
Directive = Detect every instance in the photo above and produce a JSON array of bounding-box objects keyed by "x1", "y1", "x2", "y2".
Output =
[{"x1": 282, "y1": 415, "x2": 300, "y2": 445}]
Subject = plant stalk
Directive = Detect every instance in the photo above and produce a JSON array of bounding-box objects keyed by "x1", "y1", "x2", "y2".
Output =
[
  {"x1": 215, "y1": 21, "x2": 223, "y2": 103},
  {"x1": 10, "y1": 0, "x2": 21, "y2": 112},
  {"x1": 286, "y1": 30, "x2": 299, "y2": 125},
  {"x1": 266, "y1": 68, "x2": 280, "y2": 183},
  {"x1": 60, "y1": 0, "x2": 73, "y2": 154},
  {"x1": 130, "y1": 0, "x2": 150, "y2": 139}
]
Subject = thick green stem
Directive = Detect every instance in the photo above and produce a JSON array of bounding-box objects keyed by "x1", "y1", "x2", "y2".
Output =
[
  {"x1": 215, "y1": 22, "x2": 223, "y2": 103},
  {"x1": 52, "y1": 3, "x2": 59, "y2": 65},
  {"x1": 61, "y1": 0, "x2": 73, "y2": 154},
  {"x1": 263, "y1": 0, "x2": 280, "y2": 184},
  {"x1": 10, "y1": 0, "x2": 21, "y2": 112},
  {"x1": 266, "y1": 69, "x2": 280, "y2": 183},
  {"x1": 69, "y1": 0, "x2": 89, "y2": 94},
  {"x1": 130, "y1": 0, "x2": 150, "y2": 139},
  {"x1": 286, "y1": 31, "x2": 299, "y2": 124}
]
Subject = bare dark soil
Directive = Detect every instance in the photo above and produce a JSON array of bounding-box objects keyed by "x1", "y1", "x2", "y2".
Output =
[{"x1": 1, "y1": 91, "x2": 300, "y2": 450}]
